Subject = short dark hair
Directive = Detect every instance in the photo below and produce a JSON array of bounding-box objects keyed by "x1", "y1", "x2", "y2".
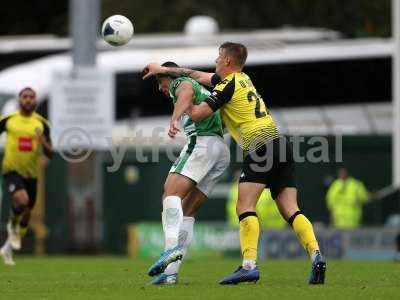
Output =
[
  {"x1": 161, "y1": 61, "x2": 179, "y2": 68},
  {"x1": 156, "y1": 61, "x2": 180, "y2": 82},
  {"x1": 219, "y1": 42, "x2": 248, "y2": 67},
  {"x1": 18, "y1": 86, "x2": 36, "y2": 97}
]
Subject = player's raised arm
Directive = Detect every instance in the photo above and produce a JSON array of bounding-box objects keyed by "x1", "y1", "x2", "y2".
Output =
[
  {"x1": 143, "y1": 63, "x2": 215, "y2": 87},
  {"x1": 187, "y1": 77, "x2": 235, "y2": 122},
  {"x1": 169, "y1": 82, "x2": 195, "y2": 138}
]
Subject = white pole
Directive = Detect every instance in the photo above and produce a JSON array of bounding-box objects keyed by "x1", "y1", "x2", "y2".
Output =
[
  {"x1": 67, "y1": 0, "x2": 102, "y2": 249},
  {"x1": 393, "y1": 0, "x2": 400, "y2": 186},
  {"x1": 70, "y1": 0, "x2": 99, "y2": 67}
]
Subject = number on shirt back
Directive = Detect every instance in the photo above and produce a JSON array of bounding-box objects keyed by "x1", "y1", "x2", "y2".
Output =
[{"x1": 247, "y1": 91, "x2": 267, "y2": 118}]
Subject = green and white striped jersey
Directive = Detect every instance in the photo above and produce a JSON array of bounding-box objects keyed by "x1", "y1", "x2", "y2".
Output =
[{"x1": 169, "y1": 76, "x2": 223, "y2": 138}]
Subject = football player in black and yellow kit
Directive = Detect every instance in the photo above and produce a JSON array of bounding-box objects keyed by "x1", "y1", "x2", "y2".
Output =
[
  {"x1": 0, "y1": 87, "x2": 52, "y2": 265},
  {"x1": 143, "y1": 42, "x2": 326, "y2": 284}
]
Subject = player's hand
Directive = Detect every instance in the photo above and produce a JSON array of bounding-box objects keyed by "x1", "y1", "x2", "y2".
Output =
[
  {"x1": 168, "y1": 119, "x2": 180, "y2": 138},
  {"x1": 35, "y1": 128, "x2": 53, "y2": 158},
  {"x1": 35, "y1": 128, "x2": 47, "y2": 145},
  {"x1": 142, "y1": 63, "x2": 163, "y2": 79},
  {"x1": 35, "y1": 128, "x2": 46, "y2": 144}
]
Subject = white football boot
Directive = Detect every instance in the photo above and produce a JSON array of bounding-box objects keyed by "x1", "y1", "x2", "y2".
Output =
[{"x1": 0, "y1": 241, "x2": 15, "y2": 266}]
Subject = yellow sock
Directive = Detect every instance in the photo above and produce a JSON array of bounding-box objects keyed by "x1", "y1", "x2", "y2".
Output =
[
  {"x1": 292, "y1": 214, "x2": 320, "y2": 257},
  {"x1": 239, "y1": 214, "x2": 259, "y2": 261}
]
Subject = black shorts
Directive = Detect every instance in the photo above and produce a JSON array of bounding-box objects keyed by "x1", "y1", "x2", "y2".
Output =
[
  {"x1": 3, "y1": 171, "x2": 38, "y2": 208},
  {"x1": 239, "y1": 136, "x2": 297, "y2": 199}
]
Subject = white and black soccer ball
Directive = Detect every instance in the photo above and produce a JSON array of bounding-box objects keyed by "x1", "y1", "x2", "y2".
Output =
[{"x1": 101, "y1": 15, "x2": 134, "y2": 46}]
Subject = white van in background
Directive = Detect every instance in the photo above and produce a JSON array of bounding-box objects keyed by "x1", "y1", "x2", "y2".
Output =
[{"x1": 0, "y1": 28, "x2": 393, "y2": 137}]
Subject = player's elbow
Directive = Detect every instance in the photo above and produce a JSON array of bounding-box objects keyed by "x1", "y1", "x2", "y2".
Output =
[
  {"x1": 191, "y1": 116, "x2": 201, "y2": 122},
  {"x1": 187, "y1": 102, "x2": 212, "y2": 122},
  {"x1": 189, "y1": 110, "x2": 203, "y2": 122},
  {"x1": 45, "y1": 151, "x2": 53, "y2": 159}
]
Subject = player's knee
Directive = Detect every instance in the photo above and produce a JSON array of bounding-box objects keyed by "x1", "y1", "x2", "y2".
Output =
[
  {"x1": 13, "y1": 191, "x2": 30, "y2": 208},
  {"x1": 163, "y1": 181, "x2": 169, "y2": 192},
  {"x1": 164, "y1": 185, "x2": 184, "y2": 198},
  {"x1": 236, "y1": 205, "x2": 241, "y2": 216},
  {"x1": 163, "y1": 182, "x2": 176, "y2": 197},
  {"x1": 236, "y1": 203, "x2": 248, "y2": 216},
  {"x1": 163, "y1": 187, "x2": 175, "y2": 198},
  {"x1": 236, "y1": 200, "x2": 256, "y2": 216}
]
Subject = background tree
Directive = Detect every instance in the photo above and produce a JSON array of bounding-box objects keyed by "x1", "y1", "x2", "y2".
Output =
[{"x1": 0, "y1": 0, "x2": 391, "y2": 37}]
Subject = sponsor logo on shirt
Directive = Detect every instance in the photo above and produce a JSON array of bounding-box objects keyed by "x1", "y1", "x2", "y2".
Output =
[{"x1": 18, "y1": 136, "x2": 33, "y2": 152}]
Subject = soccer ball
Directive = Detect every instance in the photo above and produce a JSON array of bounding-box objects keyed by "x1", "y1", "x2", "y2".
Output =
[{"x1": 101, "y1": 15, "x2": 134, "y2": 46}]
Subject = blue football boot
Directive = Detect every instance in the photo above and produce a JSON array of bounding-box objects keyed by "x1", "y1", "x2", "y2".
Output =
[
  {"x1": 151, "y1": 273, "x2": 178, "y2": 285},
  {"x1": 148, "y1": 246, "x2": 184, "y2": 277},
  {"x1": 219, "y1": 266, "x2": 260, "y2": 285},
  {"x1": 309, "y1": 251, "x2": 326, "y2": 284}
]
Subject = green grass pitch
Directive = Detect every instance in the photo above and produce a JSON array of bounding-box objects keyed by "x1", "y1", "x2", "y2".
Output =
[{"x1": 0, "y1": 256, "x2": 399, "y2": 300}]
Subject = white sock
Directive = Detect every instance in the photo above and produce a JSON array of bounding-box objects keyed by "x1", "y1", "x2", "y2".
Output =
[
  {"x1": 162, "y1": 196, "x2": 183, "y2": 250},
  {"x1": 242, "y1": 259, "x2": 257, "y2": 270},
  {"x1": 164, "y1": 216, "x2": 195, "y2": 275},
  {"x1": 2, "y1": 240, "x2": 11, "y2": 252}
]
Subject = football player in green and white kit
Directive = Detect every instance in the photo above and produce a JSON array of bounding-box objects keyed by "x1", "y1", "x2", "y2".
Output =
[{"x1": 146, "y1": 62, "x2": 230, "y2": 285}]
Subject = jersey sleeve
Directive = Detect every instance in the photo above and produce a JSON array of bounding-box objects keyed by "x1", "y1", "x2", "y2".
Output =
[
  {"x1": 0, "y1": 116, "x2": 10, "y2": 134},
  {"x1": 204, "y1": 77, "x2": 235, "y2": 112},
  {"x1": 169, "y1": 77, "x2": 192, "y2": 97},
  {"x1": 40, "y1": 119, "x2": 52, "y2": 142},
  {"x1": 211, "y1": 74, "x2": 221, "y2": 87}
]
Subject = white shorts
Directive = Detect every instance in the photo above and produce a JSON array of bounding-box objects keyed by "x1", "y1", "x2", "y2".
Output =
[{"x1": 170, "y1": 135, "x2": 230, "y2": 197}]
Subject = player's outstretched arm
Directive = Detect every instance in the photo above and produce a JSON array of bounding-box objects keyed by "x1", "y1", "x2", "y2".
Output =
[
  {"x1": 143, "y1": 63, "x2": 215, "y2": 87},
  {"x1": 187, "y1": 84, "x2": 232, "y2": 122},
  {"x1": 169, "y1": 82, "x2": 195, "y2": 138}
]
